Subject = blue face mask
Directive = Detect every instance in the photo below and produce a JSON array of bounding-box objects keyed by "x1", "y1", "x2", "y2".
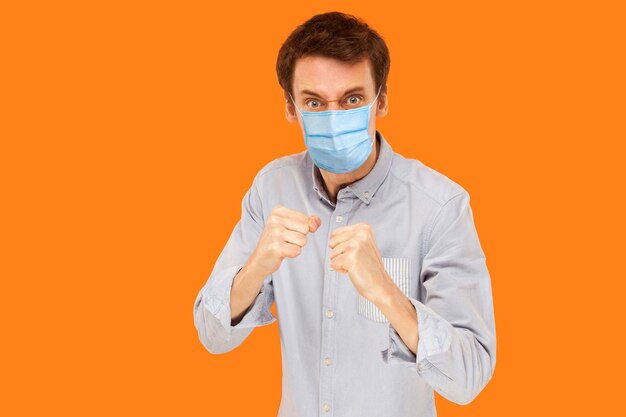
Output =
[{"x1": 289, "y1": 85, "x2": 382, "y2": 174}]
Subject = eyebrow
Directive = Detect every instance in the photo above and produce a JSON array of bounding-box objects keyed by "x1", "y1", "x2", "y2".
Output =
[{"x1": 299, "y1": 86, "x2": 367, "y2": 98}]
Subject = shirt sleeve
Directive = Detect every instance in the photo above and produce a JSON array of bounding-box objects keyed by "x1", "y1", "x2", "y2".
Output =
[
  {"x1": 380, "y1": 191, "x2": 497, "y2": 405},
  {"x1": 193, "y1": 174, "x2": 277, "y2": 354}
]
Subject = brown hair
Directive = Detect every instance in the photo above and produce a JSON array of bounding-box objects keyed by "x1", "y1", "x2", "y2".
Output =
[{"x1": 276, "y1": 11, "x2": 390, "y2": 100}]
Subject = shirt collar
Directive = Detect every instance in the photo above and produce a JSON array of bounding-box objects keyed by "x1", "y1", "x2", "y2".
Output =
[{"x1": 309, "y1": 130, "x2": 394, "y2": 206}]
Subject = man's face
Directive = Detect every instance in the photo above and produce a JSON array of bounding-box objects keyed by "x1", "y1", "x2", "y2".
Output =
[{"x1": 285, "y1": 55, "x2": 388, "y2": 139}]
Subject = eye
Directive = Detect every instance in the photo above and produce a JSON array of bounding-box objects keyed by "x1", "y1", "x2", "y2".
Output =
[
  {"x1": 346, "y1": 95, "x2": 362, "y2": 106},
  {"x1": 305, "y1": 99, "x2": 322, "y2": 109}
]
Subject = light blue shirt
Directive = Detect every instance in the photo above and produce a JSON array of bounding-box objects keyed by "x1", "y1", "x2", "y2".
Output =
[{"x1": 193, "y1": 131, "x2": 496, "y2": 417}]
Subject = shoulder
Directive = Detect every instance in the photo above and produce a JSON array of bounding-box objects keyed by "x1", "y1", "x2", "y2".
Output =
[
  {"x1": 250, "y1": 149, "x2": 309, "y2": 191},
  {"x1": 258, "y1": 150, "x2": 308, "y2": 176},
  {"x1": 389, "y1": 151, "x2": 468, "y2": 207}
]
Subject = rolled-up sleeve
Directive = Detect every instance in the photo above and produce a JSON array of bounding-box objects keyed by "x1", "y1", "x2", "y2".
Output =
[
  {"x1": 193, "y1": 174, "x2": 276, "y2": 355},
  {"x1": 381, "y1": 191, "x2": 496, "y2": 405}
]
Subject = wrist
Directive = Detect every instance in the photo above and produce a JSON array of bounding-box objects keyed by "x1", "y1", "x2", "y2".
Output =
[
  {"x1": 373, "y1": 270, "x2": 401, "y2": 308},
  {"x1": 241, "y1": 257, "x2": 268, "y2": 286}
]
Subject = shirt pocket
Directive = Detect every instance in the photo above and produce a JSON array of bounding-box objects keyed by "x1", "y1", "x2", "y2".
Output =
[{"x1": 357, "y1": 257, "x2": 411, "y2": 323}]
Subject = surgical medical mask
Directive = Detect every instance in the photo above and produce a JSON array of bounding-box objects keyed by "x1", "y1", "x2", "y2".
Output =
[{"x1": 289, "y1": 85, "x2": 382, "y2": 174}]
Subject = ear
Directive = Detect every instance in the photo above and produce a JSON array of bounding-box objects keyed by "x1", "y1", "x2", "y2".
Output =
[
  {"x1": 284, "y1": 90, "x2": 298, "y2": 123},
  {"x1": 375, "y1": 88, "x2": 389, "y2": 118}
]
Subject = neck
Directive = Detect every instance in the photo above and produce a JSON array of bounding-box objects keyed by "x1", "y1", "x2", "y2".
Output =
[{"x1": 320, "y1": 135, "x2": 380, "y2": 204}]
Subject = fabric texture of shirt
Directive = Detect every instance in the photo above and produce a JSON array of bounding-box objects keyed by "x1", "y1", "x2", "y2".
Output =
[{"x1": 193, "y1": 130, "x2": 497, "y2": 417}]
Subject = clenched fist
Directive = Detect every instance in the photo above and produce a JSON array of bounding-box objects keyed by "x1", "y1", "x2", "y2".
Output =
[
  {"x1": 248, "y1": 205, "x2": 321, "y2": 277},
  {"x1": 328, "y1": 222, "x2": 390, "y2": 304}
]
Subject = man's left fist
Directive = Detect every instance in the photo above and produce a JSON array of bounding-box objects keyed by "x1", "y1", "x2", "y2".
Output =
[{"x1": 328, "y1": 222, "x2": 390, "y2": 303}]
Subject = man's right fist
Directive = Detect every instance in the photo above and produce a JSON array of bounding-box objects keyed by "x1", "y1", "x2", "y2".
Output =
[{"x1": 248, "y1": 205, "x2": 321, "y2": 277}]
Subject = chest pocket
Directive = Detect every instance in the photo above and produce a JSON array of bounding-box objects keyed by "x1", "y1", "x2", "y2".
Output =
[{"x1": 357, "y1": 257, "x2": 412, "y2": 323}]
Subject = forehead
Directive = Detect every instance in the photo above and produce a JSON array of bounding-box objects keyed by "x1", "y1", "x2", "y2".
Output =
[{"x1": 293, "y1": 55, "x2": 375, "y2": 97}]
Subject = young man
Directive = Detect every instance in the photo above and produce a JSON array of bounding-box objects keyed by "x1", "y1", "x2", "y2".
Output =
[{"x1": 194, "y1": 11, "x2": 496, "y2": 417}]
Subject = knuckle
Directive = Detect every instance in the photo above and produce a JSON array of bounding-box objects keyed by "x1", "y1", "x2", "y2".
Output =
[
  {"x1": 271, "y1": 240, "x2": 282, "y2": 252},
  {"x1": 270, "y1": 225, "x2": 282, "y2": 237}
]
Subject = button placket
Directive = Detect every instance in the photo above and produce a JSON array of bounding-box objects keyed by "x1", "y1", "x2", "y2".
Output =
[{"x1": 319, "y1": 196, "x2": 353, "y2": 417}]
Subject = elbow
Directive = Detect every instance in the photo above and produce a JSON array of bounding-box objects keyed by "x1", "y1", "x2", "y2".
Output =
[
  {"x1": 194, "y1": 319, "x2": 237, "y2": 355},
  {"x1": 193, "y1": 302, "x2": 237, "y2": 355},
  {"x1": 445, "y1": 381, "x2": 485, "y2": 406},
  {"x1": 447, "y1": 346, "x2": 497, "y2": 406},
  {"x1": 197, "y1": 332, "x2": 234, "y2": 355},
  {"x1": 450, "y1": 388, "x2": 480, "y2": 406}
]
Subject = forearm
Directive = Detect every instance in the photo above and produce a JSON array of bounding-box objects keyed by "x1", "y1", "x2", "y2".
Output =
[
  {"x1": 376, "y1": 280, "x2": 495, "y2": 405},
  {"x1": 230, "y1": 260, "x2": 267, "y2": 325},
  {"x1": 374, "y1": 273, "x2": 419, "y2": 355}
]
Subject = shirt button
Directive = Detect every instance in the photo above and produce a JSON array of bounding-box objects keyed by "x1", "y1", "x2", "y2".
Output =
[
  {"x1": 323, "y1": 403, "x2": 331, "y2": 412},
  {"x1": 326, "y1": 309, "x2": 334, "y2": 318},
  {"x1": 364, "y1": 191, "x2": 370, "y2": 197},
  {"x1": 324, "y1": 357, "x2": 332, "y2": 366},
  {"x1": 335, "y1": 215, "x2": 343, "y2": 222}
]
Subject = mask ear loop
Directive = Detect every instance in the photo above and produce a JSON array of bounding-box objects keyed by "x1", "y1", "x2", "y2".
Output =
[
  {"x1": 371, "y1": 84, "x2": 382, "y2": 107},
  {"x1": 287, "y1": 93, "x2": 303, "y2": 117},
  {"x1": 369, "y1": 85, "x2": 383, "y2": 147}
]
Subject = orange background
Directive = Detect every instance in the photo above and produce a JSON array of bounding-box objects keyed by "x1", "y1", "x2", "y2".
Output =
[{"x1": 2, "y1": 1, "x2": 624, "y2": 415}]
